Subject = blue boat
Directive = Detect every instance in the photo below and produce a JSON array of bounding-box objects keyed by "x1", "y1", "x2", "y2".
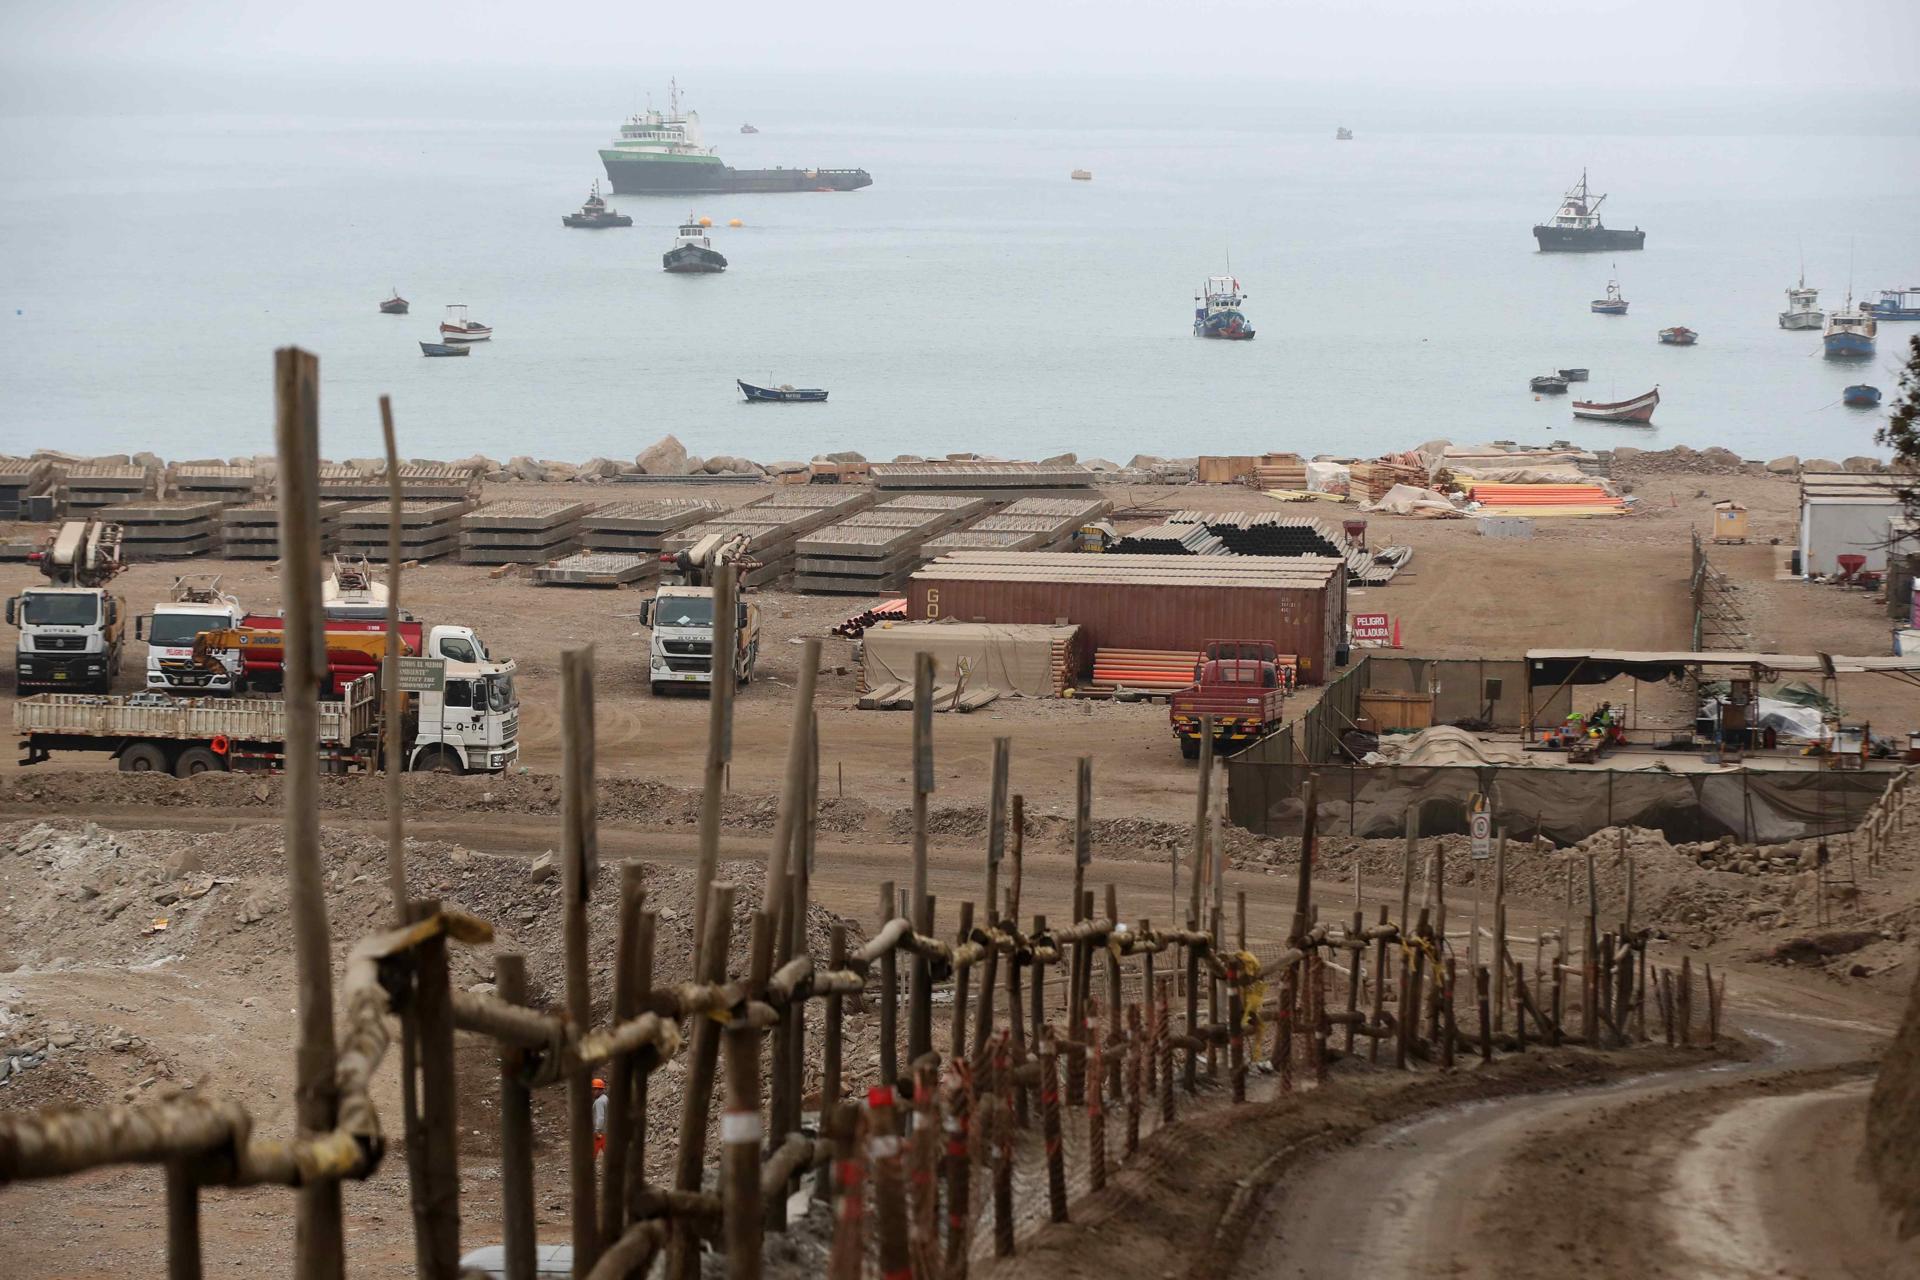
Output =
[
  {"x1": 738, "y1": 379, "x2": 827, "y2": 403},
  {"x1": 1193, "y1": 274, "x2": 1255, "y2": 340},
  {"x1": 1844, "y1": 385, "x2": 1882, "y2": 407},
  {"x1": 419, "y1": 341, "x2": 469, "y2": 357},
  {"x1": 1823, "y1": 295, "x2": 1877, "y2": 358},
  {"x1": 1866, "y1": 287, "x2": 1920, "y2": 321}
]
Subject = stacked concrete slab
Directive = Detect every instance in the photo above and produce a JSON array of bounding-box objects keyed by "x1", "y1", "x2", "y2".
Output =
[
  {"x1": 314, "y1": 464, "x2": 480, "y2": 503},
  {"x1": 0, "y1": 458, "x2": 53, "y2": 520},
  {"x1": 167, "y1": 464, "x2": 263, "y2": 505},
  {"x1": 868, "y1": 460, "x2": 1098, "y2": 498},
  {"x1": 222, "y1": 499, "x2": 361, "y2": 559},
  {"x1": 793, "y1": 495, "x2": 993, "y2": 594},
  {"x1": 578, "y1": 500, "x2": 722, "y2": 555},
  {"x1": 663, "y1": 491, "x2": 873, "y2": 588},
  {"x1": 60, "y1": 463, "x2": 156, "y2": 511},
  {"x1": 924, "y1": 495, "x2": 1112, "y2": 554},
  {"x1": 533, "y1": 552, "x2": 658, "y2": 588},
  {"x1": 336, "y1": 499, "x2": 472, "y2": 562},
  {"x1": 110, "y1": 499, "x2": 225, "y2": 560},
  {"x1": 459, "y1": 499, "x2": 591, "y2": 565}
]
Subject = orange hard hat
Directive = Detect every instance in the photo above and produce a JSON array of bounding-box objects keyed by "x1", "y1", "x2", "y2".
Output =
[{"x1": 592, "y1": 1078, "x2": 606, "y2": 1089}]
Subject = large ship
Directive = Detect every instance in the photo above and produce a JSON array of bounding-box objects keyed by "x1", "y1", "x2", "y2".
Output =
[
  {"x1": 599, "y1": 82, "x2": 871, "y2": 196},
  {"x1": 1532, "y1": 171, "x2": 1645, "y2": 252}
]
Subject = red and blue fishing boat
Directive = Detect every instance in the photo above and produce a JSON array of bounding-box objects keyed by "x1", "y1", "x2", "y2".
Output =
[
  {"x1": 1194, "y1": 275, "x2": 1254, "y2": 340},
  {"x1": 1866, "y1": 287, "x2": 1920, "y2": 321},
  {"x1": 1844, "y1": 385, "x2": 1882, "y2": 407}
]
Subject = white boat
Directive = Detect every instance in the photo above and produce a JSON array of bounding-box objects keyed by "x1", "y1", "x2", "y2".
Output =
[
  {"x1": 439, "y1": 303, "x2": 493, "y2": 343},
  {"x1": 1779, "y1": 274, "x2": 1823, "y2": 330}
]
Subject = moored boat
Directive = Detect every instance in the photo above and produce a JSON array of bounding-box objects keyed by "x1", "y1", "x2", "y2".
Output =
[
  {"x1": 419, "y1": 342, "x2": 469, "y2": 357},
  {"x1": 1533, "y1": 170, "x2": 1645, "y2": 252},
  {"x1": 379, "y1": 289, "x2": 409, "y2": 315},
  {"x1": 439, "y1": 304, "x2": 492, "y2": 343},
  {"x1": 1572, "y1": 386, "x2": 1660, "y2": 424},
  {"x1": 562, "y1": 181, "x2": 633, "y2": 228},
  {"x1": 663, "y1": 215, "x2": 728, "y2": 273},
  {"x1": 1866, "y1": 287, "x2": 1920, "y2": 321},
  {"x1": 1530, "y1": 375, "x2": 1569, "y2": 394},
  {"x1": 1591, "y1": 273, "x2": 1629, "y2": 315},
  {"x1": 1779, "y1": 274, "x2": 1823, "y2": 330},
  {"x1": 740, "y1": 123, "x2": 759, "y2": 134},
  {"x1": 600, "y1": 80, "x2": 869, "y2": 195},
  {"x1": 1193, "y1": 275, "x2": 1254, "y2": 340},
  {"x1": 738, "y1": 379, "x2": 827, "y2": 403},
  {"x1": 1823, "y1": 295, "x2": 1876, "y2": 358},
  {"x1": 1336, "y1": 126, "x2": 1353, "y2": 140},
  {"x1": 1844, "y1": 384, "x2": 1882, "y2": 407},
  {"x1": 1558, "y1": 368, "x2": 1590, "y2": 381},
  {"x1": 1658, "y1": 326, "x2": 1698, "y2": 346},
  {"x1": 1070, "y1": 169, "x2": 1092, "y2": 181}
]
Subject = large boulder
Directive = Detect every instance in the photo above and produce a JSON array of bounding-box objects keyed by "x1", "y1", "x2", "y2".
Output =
[
  {"x1": 577, "y1": 457, "x2": 623, "y2": 480},
  {"x1": 1766, "y1": 455, "x2": 1800, "y2": 474},
  {"x1": 1804, "y1": 457, "x2": 1840, "y2": 472},
  {"x1": 823, "y1": 450, "x2": 866, "y2": 464},
  {"x1": 451, "y1": 454, "x2": 498, "y2": 475},
  {"x1": 891, "y1": 454, "x2": 925, "y2": 464},
  {"x1": 133, "y1": 451, "x2": 165, "y2": 471},
  {"x1": 502, "y1": 455, "x2": 545, "y2": 482},
  {"x1": 344, "y1": 457, "x2": 386, "y2": 474},
  {"x1": 766, "y1": 460, "x2": 809, "y2": 476},
  {"x1": 1843, "y1": 455, "x2": 1884, "y2": 474},
  {"x1": 1083, "y1": 457, "x2": 1120, "y2": 472},
  {"x1": 1700, "y1": 447, "x2": 1743, "y2": 469},
  {"x1": 635, "y1": 434, "x2": 692, "y2": 476},
  {"x1": 1127, "y1": 454, "x2": 1166, "y2": 470},
  {"x1": 1611, "y1": 446, "x2": 1644, "y2": 463},
  {"x1": 1040, "y1": 452, "x2": 1078, "y2": 465},
  {"x1": 540, "y1": 461, "x2": 580, "y2": 483},
  {"x1": 684, "y1": 455, "x2": 705, "y2": 476}
]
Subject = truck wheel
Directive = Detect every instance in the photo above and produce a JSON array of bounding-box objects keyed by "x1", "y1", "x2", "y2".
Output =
[
  {"x1": 417, "y1": 748, "x2": 465, "y2": 775},
  {"x1": 651, "y1": 682, "x2": 667, "y2": 697},
  {"x1": 119, "y1": 743, "x2": 170, "y2": 773},
  {"x1": 174, "y1": 746, "x2": 226, "y2": 777},
  {"x1": 1179, "y1": 738, "x2": 1199, "y2": 761}
]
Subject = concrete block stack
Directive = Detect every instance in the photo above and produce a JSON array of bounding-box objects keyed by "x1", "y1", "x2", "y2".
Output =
[
  {"x1": 111, "y1": 499, "x2": 225, "y2": 560},
  {"x1": 578, "y1": 500, "x2": 722, "y2": 555},
  {"x1": 793, "y1": 495, "x2": 993, "y2": 594},
  {"x1": 336, "y1": 499, "x2": 473, "y2": 563},
  {"x1": 664, "y1": 491, "x2": 872, "y2": 588},
  {"x1": 533, "y1": 552, "x2": 659, "y2": 588},
  {"x1": 0, "y1": 458, "x2": 53, "y2": 520},
  {"x1": 314, "y1": 464, "x2": 481, "y2": 504},
  {"x1": 58, "y1": 463, "x2": 155, "y2": 511},
  {"x1": 221, "y1": 499, "x2": 361, "y2": 559},
  {"x1": 166, "y1": 464, "x2": 263, "y2": 506},
  {"x1": 458, "y1": 499, "x2": 591, "y2": 565}
]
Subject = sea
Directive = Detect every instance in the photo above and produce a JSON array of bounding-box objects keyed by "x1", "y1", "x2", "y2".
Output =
[{"x1": 3, "y1": 68, "x2": 1918, "y2": 468}]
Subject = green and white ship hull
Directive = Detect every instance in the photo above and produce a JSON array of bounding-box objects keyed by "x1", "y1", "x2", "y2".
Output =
[{"x1": 598, "y1": 84, "x2": 870, "y2": 196}]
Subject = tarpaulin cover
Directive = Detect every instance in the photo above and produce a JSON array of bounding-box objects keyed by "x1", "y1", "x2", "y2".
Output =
[
  {"x1": 1450, "y1": 465, "x2": 1617, "y2": 490},
  {"x1": 1305, "y1": 461, "x2": 1351, "y2": 493},
  {"x1": 862, "y1": 621, "x2": 1078, "y2": 698},
  {"x1": 1364, "y1": 484, "x2": 1465, "y2": 517}
]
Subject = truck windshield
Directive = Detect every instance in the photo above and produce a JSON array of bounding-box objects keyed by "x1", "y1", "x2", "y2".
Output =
[
  {"x1": 149, "y1": 612, "x2": 223, "y2": 646},
  {"x1": 486, "y1": 674, "x2": 516, "y2": 713},
  {"x1": 22, "y1": 594, "x2": 97, "y2": 626},
  {"x1": 654, "y1": 597, "x2": 713, "y2": 627}
]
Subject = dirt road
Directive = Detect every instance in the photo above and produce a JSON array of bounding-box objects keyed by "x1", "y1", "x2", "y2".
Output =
[{"x1": 1234, "y1": 995, "x2": 1909, "y2": 1280}]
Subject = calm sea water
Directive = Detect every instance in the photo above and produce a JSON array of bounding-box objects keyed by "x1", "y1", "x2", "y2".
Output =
[{"x1": 2, "y1": 73, "x2": 1918, "y2": 466}]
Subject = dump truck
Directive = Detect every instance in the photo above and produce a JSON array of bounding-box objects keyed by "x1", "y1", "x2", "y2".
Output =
[
  {"x1": 137, "y1": 575, "x2": 246, "y2": 695},
  {"x1": 1170, "y1": 657, "x2": 1287, "y2": 760},
  {"x1": 641, "y1": 532, "x2": 762, "y2": 695},
  {"x1": 15, "y1": 661, "x2": 521, "y2": 776},
  {"x1": 5, "y1": 518, "x2": 129, "y2": 692}
]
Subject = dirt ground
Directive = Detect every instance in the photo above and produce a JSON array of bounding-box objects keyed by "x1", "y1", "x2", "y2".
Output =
[{"x1": 5, "y1": 463, "x2": 1920, "y2": 1276}]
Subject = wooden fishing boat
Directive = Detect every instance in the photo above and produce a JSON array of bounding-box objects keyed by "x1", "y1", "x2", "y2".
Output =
[
  {"x1": 379, "y1": 290, "x2": 409, "y2": 315},
  {"x1": 1658, "y1": 326, "x2": 1698, "y2": 346},
  {"x1": 420, "y1": 342, "x2": 470, "y2": 357},
  {"x1": 1557, "y1": 367, "x2": 1589, "y2": 381},
  {"x1": 439, "y1": 303, "x2": 493, "y2": 342},
  {"x1": 738, "y1": 379, "x2": 827, "y2": 403},
  {"x1": 1571, "y1": 386, "x2": 1659, "y2": 424},
  {"x1": 1844, "y1": 384, "x2": 1882, "y2": 407},
  {"x1": 1530, "y1": 375, "x2": 1569, "y2": 394}
]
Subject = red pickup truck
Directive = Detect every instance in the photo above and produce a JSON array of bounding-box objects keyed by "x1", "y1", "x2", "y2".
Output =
[{"x1": 1170, "y1": 658, "x2": 1286, "y2": 760}]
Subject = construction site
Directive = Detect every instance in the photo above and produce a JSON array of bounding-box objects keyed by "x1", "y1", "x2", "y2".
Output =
[{"x1": 2, "y1": 366, "x2": 1919, "y2": 1280}]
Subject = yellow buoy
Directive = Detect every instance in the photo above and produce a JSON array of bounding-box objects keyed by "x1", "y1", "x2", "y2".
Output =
[
  {"x1": 728, "y1": 218, "x2": 743, "y2": 228},
  {"x1": 698, "y1": 215, "x2": 712, "y2": 227}
]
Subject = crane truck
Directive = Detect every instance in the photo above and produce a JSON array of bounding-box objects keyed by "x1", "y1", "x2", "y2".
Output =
[
  {"x1": 640, "y1": 532, "x2": 763, "y2": 695},
  {"x1": 5, "y1": 518, "x2": 128, "y2": 692},
  {"x1": 136, "y1": 576, "x2": 247, "y2": 695}
]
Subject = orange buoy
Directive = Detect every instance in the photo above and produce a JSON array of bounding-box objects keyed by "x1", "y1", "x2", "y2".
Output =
[
  {"x1": 698, "y1": 215, "x2": 713, "y2": 227},
  {"x1": 728, "y1": 218, "x2": 743, "y2": 227}
]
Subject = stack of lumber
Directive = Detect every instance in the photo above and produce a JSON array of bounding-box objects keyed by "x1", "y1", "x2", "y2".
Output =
[
  {"x1": 111, "y1": 499, "x2": 224, "y2": 560},
  {"x1": 314, "y1": 464, "x2": 480, "y2": 503},
  {"x1": 222, "y1": 500, "x2": 360, "y2": 558},
  {"x1": 1467, "y1": 483, "x2": 1626, "y2": 517},
  {"x1": 60, "y1": 463, "x2": 155, "y2": 510},
  {"x1": 578, "y1": 500, "x2": 720, "y2": 554},
  {"x1": 1086, "y1": 648, "x2": 1200, "y2": 694},
  {"x1": 459, "y1": 499, "x2": 590, "y2": 565},
  {"x1": 1248, "y1": 452, "x2": 1306, "y2": 490},
  {"x1": 0, "y1": 458, "x2": 53, "y2": 520},
  {"x1": 1197, "y1": 455, "x2": 1261, "y2": 485},
  {"x1": 532, "y1": 552, "x2": 657, "y2": 588},
  {"x1": 1348, "y1": 460, "x2": 1427, "y2": 503},
  {"x1": 167, "y1": 464, "x2": 262, "y2": 505},
  {"x1": 336, "y1": 498, "x2": 473, "y2": 561}
]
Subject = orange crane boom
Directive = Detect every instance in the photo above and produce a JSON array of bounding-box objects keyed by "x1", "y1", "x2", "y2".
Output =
[{"x1": 190, "y1": 625, "x2": 416, "y2": 672}]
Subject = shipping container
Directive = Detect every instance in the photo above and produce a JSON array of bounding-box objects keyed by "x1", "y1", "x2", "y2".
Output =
[{"x1": 906, "y1": 552, "x2": 1346, "y2": 683}]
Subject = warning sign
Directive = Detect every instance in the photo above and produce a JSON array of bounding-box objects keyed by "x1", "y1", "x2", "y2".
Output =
[
  {"x1": 1351, "y1": 613, "x2": 1397, "y2": 648},
  {"x1": 1471, "y1": 811, "x2": 1492, "y2": 861}
]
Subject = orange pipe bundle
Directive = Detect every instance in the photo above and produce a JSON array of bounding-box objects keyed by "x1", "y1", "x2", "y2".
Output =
[
  {"x1": 1467, "y1": 483, "x2": 1623, "y2": 507},
  {"x1": 1091, "y1": 648, "x2": 1202, "y2": 689}
]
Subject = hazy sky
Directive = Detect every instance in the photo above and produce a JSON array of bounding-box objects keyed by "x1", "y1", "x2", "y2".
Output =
[{"x1": 9, "y1": 0, "x2": 1919, "y2": 88}]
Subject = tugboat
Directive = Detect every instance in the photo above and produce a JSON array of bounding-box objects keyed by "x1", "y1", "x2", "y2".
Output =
[
  {"x1": 378, "y1": 289, "x2": 409, "y2": 315},
  {"x1": 1532, "y1": 171, "x2": 1645, "y2": 252},
  {"x1": 1193, "y1": 275, "x2": 1254, "y2": 340},
  {"x1": 662, "y1": 215, "x2": 728, "y2": 273},
  {"x1": 1591, "y1": 272, "x2": 1629, "y2": 315},
  {"x1": 561, "y1": 181, "x2": 632, "y2": 228},
  {"x1": 1867, "y1": 287, "x2": 1920, "y2": 321},
  {"x1": 439, "y1": 304, "x2": 493, "y2": 343},
  {"x1": 1779, "y1": 274, "x2": 1824, "y2": 330},
  {"x1": 1844, "y1": 385, "x2": 1882, "y2": 407},
  {"x1": 1658, "y1": 326, "x2": 1698, "y2": 346},
  {"x1": 600, "y1": 80, "x2": 870, "y2": 195},
  {"x1": 1823, "y1": 295, "x2": 1877, "y2": 358}
]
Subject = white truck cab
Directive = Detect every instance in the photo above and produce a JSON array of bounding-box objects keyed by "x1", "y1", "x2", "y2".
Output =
[
  {"x1": 137, "y1": 576, "x2": 244, "y2": 695},
  {"x1": 639, "y1": 586, "x2": 760, "y2": 695},
  {"x1": 410, "y1": 658, "x2": 519, "y2": 773}
]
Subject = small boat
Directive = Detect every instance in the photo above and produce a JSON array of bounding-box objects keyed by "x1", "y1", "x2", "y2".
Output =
[
  {"x1": 663, "y1": 214, "x2": 727, "y2": 273},
  {"x1": 1530, "y1": 375, "x2": 1569, "y2": 394},
  {"x1": 1336, "y1": 126, "x2": 1353, "y2": 140},
  {"x1": 1658, "y1": 326, "x2": 1698, "y2": 346},
  {"x1": 740, "y1": 123, "x2": 760, "y2": 134},
  {"x1": 1823, "y1": 295, "x2": 1877, "y2": 358},
  {"x1": 1070, "y1": 169, "x2": 1093, "y2": 181},
  {"x1": 379, "y1": 289, "x2": 409, "y2": 315},
  {"x1": 1572, "y1": 386, "x2": 1660, "y2": 424},
  {"x1": 1557, "y1": 367, "x2": 1590, "y2": 381},
  {"x1": 739, "y1": 379, "x2": 827, "y2": 403},
  {"x1": 439, "y1": 304, "x2": 492, "y2": 343},
  {"x1": 419, "y1": 342, "x2": 469, "y2": 357},
  {"x1": 1591, "y1": 272, "x2": 1628, "y2": 315},
  {"x1": 1866, "y1": 287, "x2": 1920, "y2": 321},
  {"x1": 1779, "y1": 273, "x2": 1823, "y2": 330},
  {"x1": 562, "y1": 180, "x2": 632, "y2": 228},
  {"x1": 1194, "y1": 274, "x2": 1254, "y2": 340},
  {"x1": 1844, "y1": 385, "x2": 1882, "y2": 407}
]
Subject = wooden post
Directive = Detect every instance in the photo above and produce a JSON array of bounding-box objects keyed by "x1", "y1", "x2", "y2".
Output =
[
  {"x1": 1440, "y1": 957, "x2": 1457, "y2": 1070},
  {"x1": 1228, "y1": 964, "x2": 1246, "y2": 1103},
  {"x1": 559, "y1": 648, "x2": 600, "y2": 1278},
  {"x1": 1126, "y1": 1003, "x2": 1145, "y2": 1151},
  {"x1": 669, "y1": 882, "x2": 738, "y2": 1280},
  {"x1": 1104, "y1": 884, "x2": 1124, "y2": 1097},
  {"x1": 1009, "y1": 793, "x2": 1026, "y2": 925},
  {"x1": 1475, "y1": 965, "x2": 1493, "y2": 1064},
  {"x1": 1679, "y1": 955, "x2": 1694, "y2": 1048},
  {"x1": 869, "y1": 1087, "x2": 912, "y2": 1280},
  {"x1": 952, "y1": 900, "x2": 977, "y2": 1059},
  {"x1": 814, "y1": 923, "x2": 848, "y2": 1209},
  {"x1": 495, "y1": 954, "x2": 537, "y2": 1280},
  {"x1": 1401, "y1": 805, "x2": 1418, "y2": 931},
  {"x1": 1342, "y1": 909, "x2": 1364, "y2": 1054},
  {"x1": 1634, "y1": 942, "x2": 1648, "y2": 1043},
  {"x1": 975, "y1": 738, "x2": 1010, "y2": 1061},
  {"x1": 166, "y1": 1159, "x2": 202, "y2": 1280},
  {"x1": 1660, "y1": 969, "x2": 1675, "y2": 1046},
  {"x1": 1157, "y1": 976, "x2": 1176, "y2": 1124},
  {"x1": 1492, "y1": 832, "x2": 1508, "y2": 1032},
  {"x1": 1140, "y1": 918, "x2": 1156, "y2": 1095},
  {"x1": 1030, "y1": 913, "x2": 1048, "y2": 1080},
  {"x1": 1183, "y1": 929, "x2": 1202, "y2": 1095},
  {"x1": 879, "y1": 880, "x2": 899, "y2": 1087},
  {"x1": 1086, "y1": 999, "x2": 1108, "y2": 1193},
  {"x1": 993, "y1": 1033, "x2": 1017, "y2": 1258},
  {"x1": 410, "y1": 898, "x2": 460, "y2": 1277},
  {"x1": 1186, "y1": 720, "x2": 1214, "y2": 922},
  {"x1": 943, "y1": 1057, "x2": 972, "y2": 1280},
  {"x1": 1067, "y1": 758, "x2": 1092, "y2": 1107},
  {"x1": 1583, "y1": 854, "x2": 1599, "y2": 1046},
  {"x1": 601, "y1": 868, "x2": 645, "y2": 1248},
  {"x1": 723, "y1": 925, "x2": 765, "y2": 1280},
  {"x1": 909, "y1": 652, "x2": 936, "y2": 1066},
  {"x1": 1041, "y1": 1027, "x2": 1068, "y2": 1223},
  {"x1": 274, "y1": 348, "x2": 343, "y2": 1280},
  {"x1": 1368, "y1": 905, "x2": 1389, "y2": 1064},
  {"x1": 1207, "y1": 907, "x2": 1223, "y2": 1080},
  {"x1": 377, "y1": 396, "x2": 409, "y2": 923},
  {"x1": 827, "y1": 1105, "x2": 866, "y2": 1280},
  {"x1": 692, "y1": 562, "x2": 737, "y2": 956},
  {"x1": 627, "y1": 910, "x2": 656, "y2": 1213}
]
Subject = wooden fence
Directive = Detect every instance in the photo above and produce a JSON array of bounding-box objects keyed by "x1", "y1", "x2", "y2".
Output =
[{"x1": 0, "y1": 350, "x2": 1723, "y2": 1280}]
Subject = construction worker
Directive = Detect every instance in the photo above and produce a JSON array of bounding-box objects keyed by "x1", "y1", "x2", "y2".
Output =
[{"x1": 592, "y1": 1078, "x2": 608, "y2": 1156}]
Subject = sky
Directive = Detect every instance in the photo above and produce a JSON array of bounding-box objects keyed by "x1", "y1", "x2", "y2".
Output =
[{"x1": 7, "y1": 0, "x2": 1919, "y2": 90}]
